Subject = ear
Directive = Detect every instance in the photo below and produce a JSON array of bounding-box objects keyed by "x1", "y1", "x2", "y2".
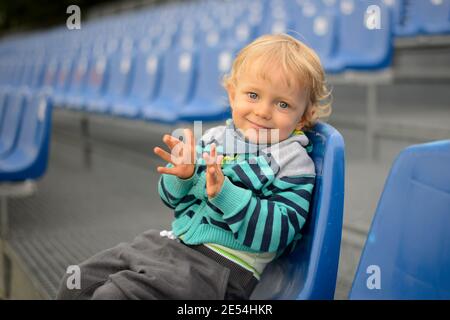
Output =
[
  {"x1": 295, "y1": 118, "x2": 306, "y2": 131},
  {"x1": 296, "y1": 106, "x2": 315, "y2": 130},
  {"x1": 226, "y1": 83, "x2": 236, "y2": 109}
]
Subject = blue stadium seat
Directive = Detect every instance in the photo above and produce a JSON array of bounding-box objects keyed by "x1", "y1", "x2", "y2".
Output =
[
  {"x1": 336, "y1": 0, "x2": 394, "y2": 70},
  {"x1": 251, "y1": 122, "x2": 345, "y2": 300},
  {"x1": 417, "y1": 0, "x2": 450, "y2": 34},
  {"x1": 0, "y1": 89, "x2": 8, "y2": 119},
  {"x1": 391, "y1": 0, "x2": 450, "y2": 36},
  {"x1": 87, "y1": 51, "x2": 134, "y2": 115},
  {"x1": 52, "y1": 56, "x2": 75, "y2": 107},
  {"x1": 294, "y1": 7, "x2": 343, "y2": 73},
  {"x1": 389, "y1": 0, "x2": 421, "y2": 36},
  {"x1": 63, "y1": 54, "x2": 91, "y2": 110},
  {"x1": 28, "y1": 58, "x2": 46, "y2": 92},
  {"x1": 142, "y1": 49, "x2": 197, "y2": 124},
  {"x1": 40, "y1": 57, "x2": 59, "y2": 93},
  {"x1": 82, "y1": 54, "x2": 111, "y2": 113},
  {"x1": 177, "y1": 45, "x2": 236, "y2": 122},
  {"x1": 111, "y1": 51, "x2": 162, "y2": 118},
  {"x1": 349, "y1": 140, "x2": 450, "y2": 299},
  {"x1": 0, "y1": 91, "x2": 25, "y2": 157},
  {"x1": 0, "y1": 91, "x2": 53, "y2": 181},
  {"x1": 257, "y1": 15, "x2": 296, "y2": 38}
]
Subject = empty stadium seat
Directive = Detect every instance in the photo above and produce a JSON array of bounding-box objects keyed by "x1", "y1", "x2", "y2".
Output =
[
  {"x1": 82, "y1": 54, "x2": 111, "y2": 113},
  {"x1": 0, "y1": 91, "x2": 25, "y2": 157},
  {"x1": 63, "y1": 54, "x2": 91, "y2": 110},
  {"x1": 111, "y1": 51, "x2": 162, "y2": 118},
  {"x1": 0, "y1": 91, "x2": 53, "y2": 181},
  {"x1": 417, "y1": 0, "x2": 450, "y2": 35},
  {"x1": 392, "y1": 0, "x2": 450, "y2": 36},
  {"x1": 40, "y1": 57, "x2": 59, "y2": 92},
  {"x1": 294, "y1": 6, "x2": 343, "y2": 73},
  {"x1": 336, "y1": 0, "x2": 394, "y2": 70},
  {"x1": 251, "y1": 122, "x2": 345, "y2": 299},
  {"x1": 52, "y1": 55, "x2": 75, "y2": 107},
  {"x1": 87, "y1": 50, "x2": 134, "y2": 115},
  {"x1": 349, "y1": 140, "x2": 450, "y2": 299},
  {"x1": 177, "y1": 45, "x2": 236, "y2": 122},
  {"x1": 142, "y1": 49, "x2": 197, "y2": 124}
]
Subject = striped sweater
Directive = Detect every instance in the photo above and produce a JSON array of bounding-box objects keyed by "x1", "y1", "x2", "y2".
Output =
[{"x1": 158, "y1": 118, "x2": 315, "y2": 255}]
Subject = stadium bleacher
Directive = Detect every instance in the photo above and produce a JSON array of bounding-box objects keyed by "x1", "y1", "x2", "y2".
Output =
[
  {"x1": 0, "y1": 0, "x2": 449, "y2": 300},
  {"x1": 1, "y1": 0, "x2": 449, "y2": 123}
]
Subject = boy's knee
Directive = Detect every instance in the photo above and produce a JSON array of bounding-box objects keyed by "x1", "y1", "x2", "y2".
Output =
[
  {"x1": 56, "y1": 274, "x2": 82, "y2": 300},
  {"x1": 91, "y1": 280, "x2": 127, "y2": 300}
]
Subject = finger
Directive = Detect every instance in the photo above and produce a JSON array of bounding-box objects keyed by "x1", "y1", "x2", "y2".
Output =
[
  {"x1": 210, "y1": 143, "x2": 216, "y2": 160},
  {"x1": 153, "y1": 147, "x2": 176, "y2": 165},
  {"x1": 156, "y1": 166, "x2": 178, "y2": 175},
  {"x1": 209, "y1": 166, "x2": 217, "y2": 183},
  {"x1": 162, "y1": 134, "x2": 182, "y2": 151},
  {"x1": 215, "y1": 155, "x2": 224, "y2": 167},
  {"x1": 203, "y1": 152, "x2": 211, "y2": 166},
  {"x1": 183, "y1": 128, "x2": 195, "y2": 164},
  {"x1": 184, "y1": 128, "x2": 195, "y2": 148}
]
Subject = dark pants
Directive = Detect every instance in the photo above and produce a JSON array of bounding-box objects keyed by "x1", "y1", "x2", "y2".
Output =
[{"x1": 56, "y1": 229, "x2": 255, "y2": 300}]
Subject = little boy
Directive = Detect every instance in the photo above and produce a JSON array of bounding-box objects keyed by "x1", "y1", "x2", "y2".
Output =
[{"x1": 56, "y1": 33, "x2": 331, "y2": 300}]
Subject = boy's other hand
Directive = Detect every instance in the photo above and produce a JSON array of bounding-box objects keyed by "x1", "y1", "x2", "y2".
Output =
[
  {"x1": 153, "y1": 128, "x2": 196, "y2": 180},
  {"x1": 203, "y1": 143, "x2": 224, "y2": 199}
]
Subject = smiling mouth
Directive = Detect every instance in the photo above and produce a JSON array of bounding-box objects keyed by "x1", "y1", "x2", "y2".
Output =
[{"x1": 247, "y1": 119, "x2": 270, "y2": 129}]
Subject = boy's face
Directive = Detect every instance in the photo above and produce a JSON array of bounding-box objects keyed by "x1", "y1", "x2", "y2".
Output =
[{"x1": 227, "y1": 63, "x2": 308, "y2": 145}]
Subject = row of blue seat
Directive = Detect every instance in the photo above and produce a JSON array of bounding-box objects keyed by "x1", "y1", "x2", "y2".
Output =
[
  {"x1": 0, "y1": 0, "x2": 448, "y2": 126},
  {"x1": 56, "y1": 45, "x2": 235, "y2": 123},
  {"x1": 0, "y1": 0, "x2": 396, "y2": 75},
  {"x1": 0, "y1": 89, "x2": 52, "y2": 181}
]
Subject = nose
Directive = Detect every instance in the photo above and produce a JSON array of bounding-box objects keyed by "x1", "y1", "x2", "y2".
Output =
[{"x1": 253, "y1": 101, "x2": 272, "y2": 120}]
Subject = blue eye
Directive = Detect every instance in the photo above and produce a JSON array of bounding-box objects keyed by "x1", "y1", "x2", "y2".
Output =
[
  {"x1": 278, "y1": 101, "x2": 289, "y2": 109},
  {"x1": 247, "y1": 92, "x2": 258, "y2": 100}
]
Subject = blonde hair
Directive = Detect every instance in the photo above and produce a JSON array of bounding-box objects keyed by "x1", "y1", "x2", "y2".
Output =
[{"x1": 222, "y1": 34, "x2": 332, "y2": 129}]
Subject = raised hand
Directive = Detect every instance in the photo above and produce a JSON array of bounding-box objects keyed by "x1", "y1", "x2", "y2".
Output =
[
  {"x1": 153, "y1": 128, "x2": 197, "y2": 180},
  {"x1": 203, "y1": 143, "x2": 224, "y2": 199}
]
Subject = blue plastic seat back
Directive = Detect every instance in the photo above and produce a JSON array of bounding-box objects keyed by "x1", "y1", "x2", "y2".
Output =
[
  {"x1": 29, "y1": 58, "x2": 45, "y2": 90},
  {"x1": 153, "y1": 49, "x2": 197, "y2": 107},
  {"x1": 0, "y1": 90, "x2": 8, "y2": 136},
  {"x1": 12, "y1": 62, "x2": 25, "y2": 87},
  {"x1": 128, "y1": 52, "x2": 162, "y2": 103},
  {"x1": 294, "y1": 8, "x2": 338, "y2": 69},
  {"x1": 417, "y1": 0, "x2": 450, "y2": 34},
  {"x1": 105, "y1": 51, "x2": 134, "y2": 99},
  {"x1": 190, "y1": 45, "x2": 235, "y2": 106},
  {"x1": 230, "y1": 23, "x2": 259, "y2": 47},
  {"x1": 84, "y1": 54, "x2": 110, "y2": 97},
  {"x1": 42, "y1": 58, "x2": 59, "y2": 89},
  {"x1": 389, "y1": 0, "x2": 421, "y2": 36},
  {"x1": 67, "y1": 55, "x2": 90, "y2": 95},
  {"x1": 349, "y1": 140, "x2": 450, "y2": 300},
  {"x1": 337, "y1": 0, "x2": 393, "y2": 69},
  {"x1": 251, "y1": 122, "x2": 345, "y2": 300},
  {"x1": 54, "y1": 56, "x2": 75, "y2": 93},
  {"x1": 0, "y1": 90, "x2": 7, "y2": 125},
  {"x1": 16, "y1": 92, "x2": 52, "y2": 161},
  {"x1": 257, "y1": 14, "x2": 296, "y2": 37},
  {"x1": 0, "y1": 91, "x2": 25, "y2": 157}
]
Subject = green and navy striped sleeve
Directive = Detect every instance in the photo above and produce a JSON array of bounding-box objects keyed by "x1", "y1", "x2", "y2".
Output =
[
  {"x1": 209, "y1": 173, "x2": 315, "y2": 253},
  {"x1": 158, "y1": 163, "x2": 198, "y2": 209}
]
